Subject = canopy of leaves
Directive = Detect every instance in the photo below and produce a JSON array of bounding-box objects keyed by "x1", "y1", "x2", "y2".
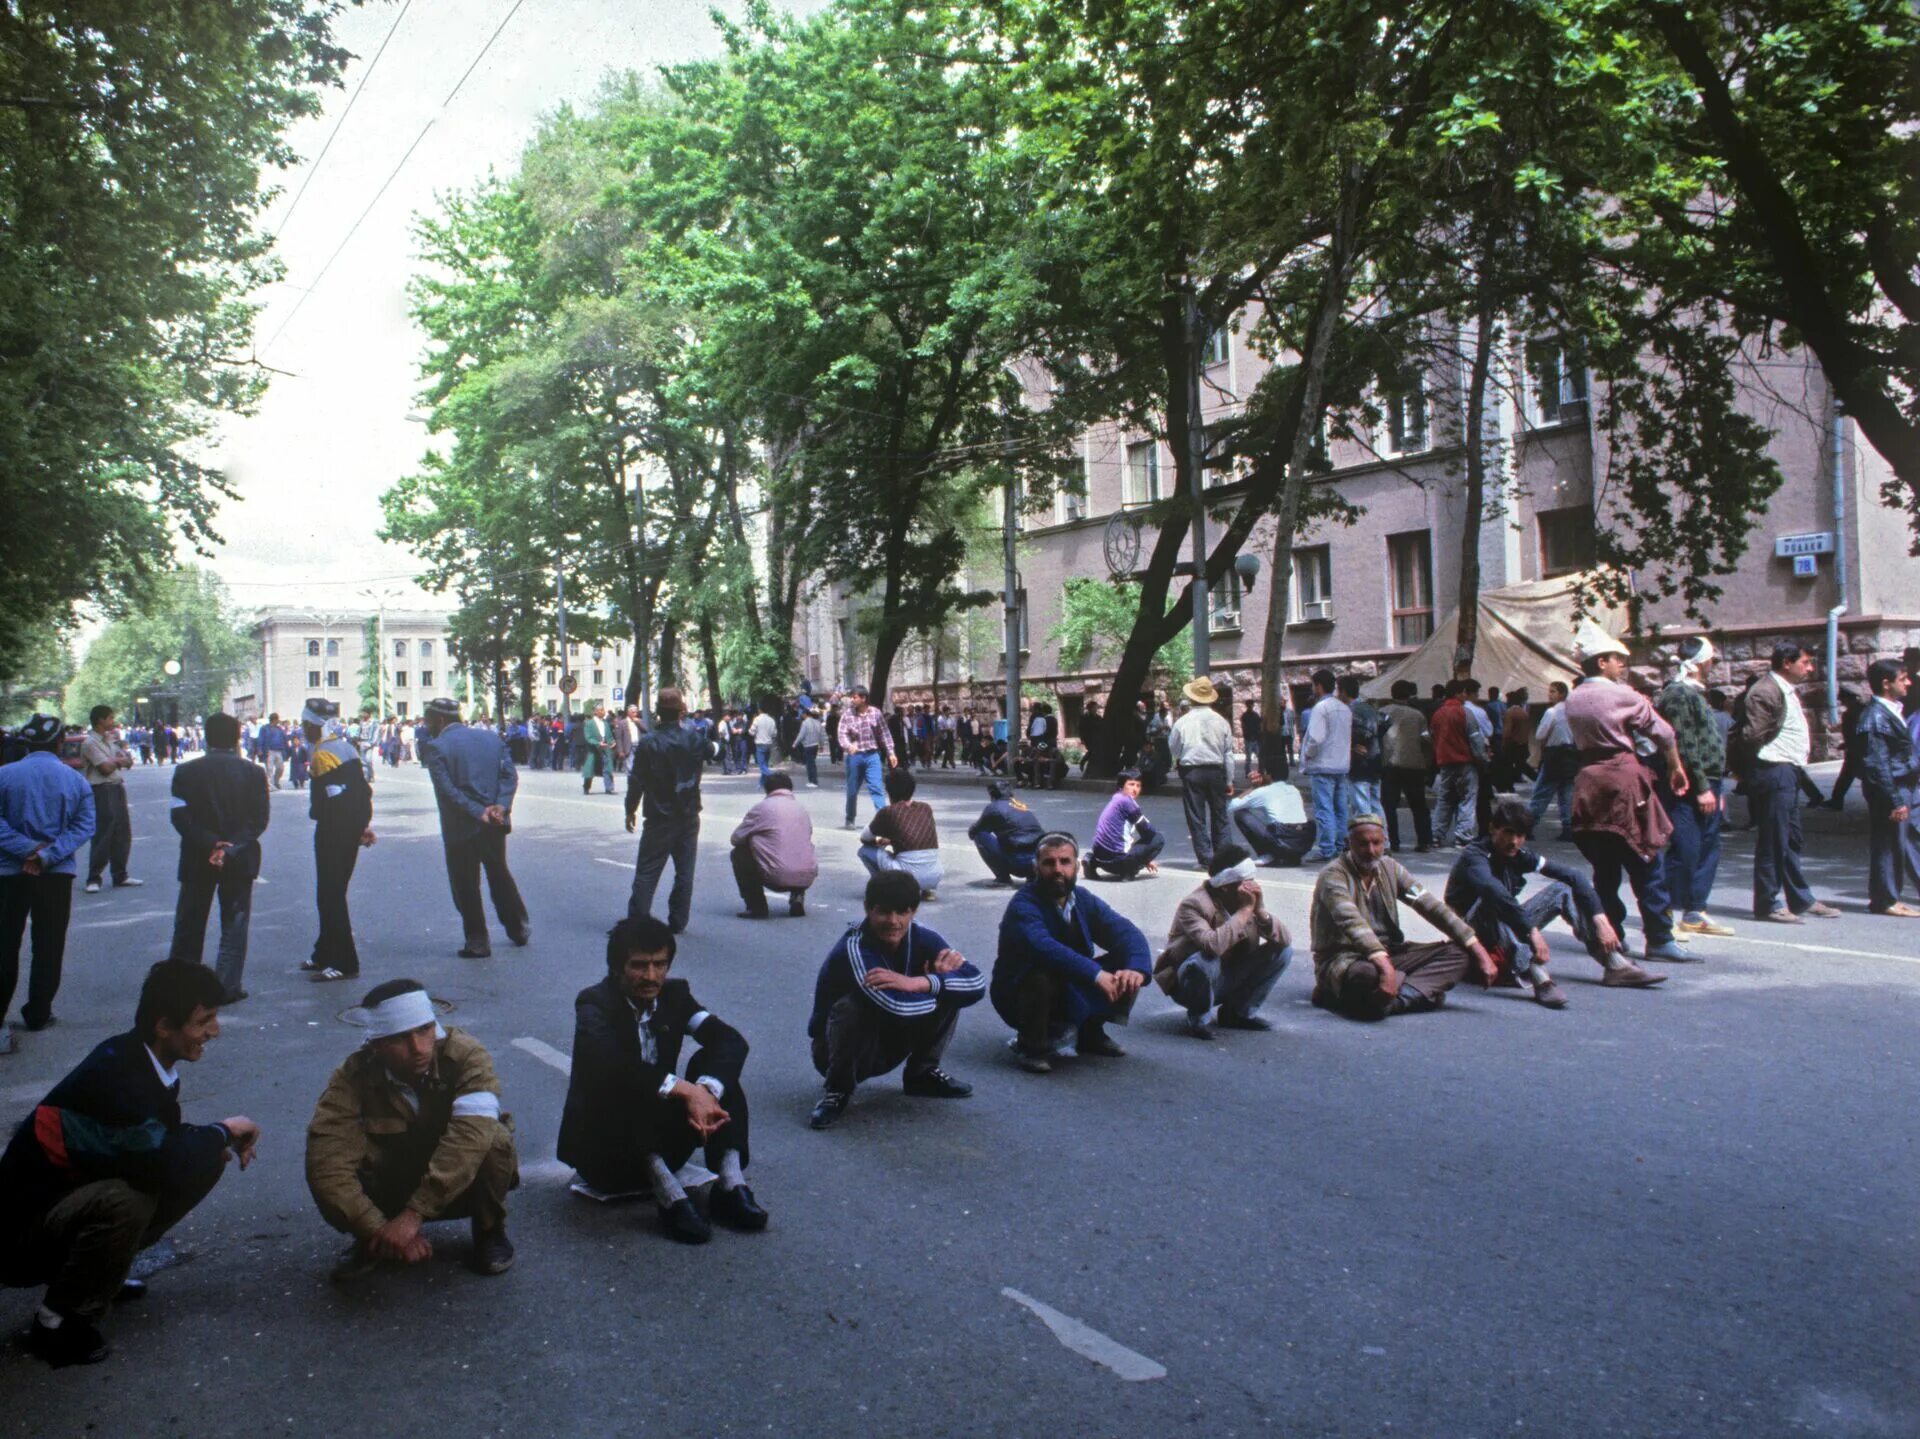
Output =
[{"x1": 65, "y1": 567, "x2": 256, "y2": 722}]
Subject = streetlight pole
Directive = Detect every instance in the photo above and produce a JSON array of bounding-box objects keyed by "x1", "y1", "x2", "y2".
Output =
[
  {"x1": 359, "y1": 587, "x2": 401, "y2": 717},
  {"x1": 1185, "y1": 289, "x2": 1211, "y2": 680}
]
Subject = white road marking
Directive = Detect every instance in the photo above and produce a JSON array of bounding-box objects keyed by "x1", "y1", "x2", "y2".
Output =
[
  {"x1": 70, "y1": 910, "x2": 173, "y2": 930},
  {"x1": 511, "y1": 1036, "x2": 573, "y2": 1076},
  {"x1": 594, "y1": 857, "x2": 628, "y2": 870},
  {"x1": 1001, "y1": 1287, "x2": 1167, "y2": 1382}
]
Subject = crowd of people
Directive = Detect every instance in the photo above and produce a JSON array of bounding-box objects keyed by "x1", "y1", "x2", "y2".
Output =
[{"x1": 0, "y1": 630, "x2": 1916, "y2": 1365}]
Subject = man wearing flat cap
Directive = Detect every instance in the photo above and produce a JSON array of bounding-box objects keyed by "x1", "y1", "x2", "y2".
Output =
[
  {"x1": 305, "y1": 978, "x2": 517, "y2": 1280},
  {"x1": 299, "y1": 698, "x2": 375, "y2": 983},
  {"x1": 420, "y1": 699, "x2": 529, "y2": 959}
]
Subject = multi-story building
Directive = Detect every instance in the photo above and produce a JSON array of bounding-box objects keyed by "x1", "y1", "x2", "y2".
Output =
[{"x1": 857, "y1": 317, "x2": 1919, "y2": 751}]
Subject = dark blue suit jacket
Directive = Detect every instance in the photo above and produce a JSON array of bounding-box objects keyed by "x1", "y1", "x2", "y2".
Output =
[{"x1": 421, "y1": 722, "x2": 518, "y2": 840}]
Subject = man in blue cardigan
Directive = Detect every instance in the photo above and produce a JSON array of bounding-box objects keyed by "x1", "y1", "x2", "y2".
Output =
[{"x1": 992, "y1": 832, "x2": 1153, "y2": 1073}]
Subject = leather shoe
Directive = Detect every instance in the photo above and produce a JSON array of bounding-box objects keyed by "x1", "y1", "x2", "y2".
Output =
[
  {"x1": 469, "y1": 1221, "x2": 515, "y2": 1276},
  {"x1": 1602, "y1": 963, "x2": 1667, "y2": 988},
  {"x1": 116, "y1": 1278, "x2": 147, "y2": 1302},
  {"x1": 1077, "y1": 1026, "x2": 1126, "y2": 1058},
  {"x1": 1215, "y1": 1012, "x2": 1274, "y2": 1031},
  {"x1": 1642, "y1": 940, "x2": 1695, "y2": 963},
  {"x1": 902, "y1": 1067, "x2": 972, "y2": 1098},
  {"x1": 508, "y1": 927, "x2": 532, "y2": 947},
  {"x1": 660, "y1": 1197, "x2": 711, "y2": 1244},
  {"x1": 26, "y1": 1314, "x2": 109, "y2": 1367},
  {"x1": 1531, "y1": 980, "x2": 1568, "y2": 1009},
  {"x1": 1804, "y1": 901, "x2": 1842, "y2": 918},
  {"x1": 1013, "y1": 1047, "x2": 1053, "y2": 1074},
  {"x1": 789, "y1": 894, "x2": 806, "y2": 917},
  {"x1": 736, "y1": 908, "x2": 770, "y2": 920},
  {"x1": 1760, "y1": 909, "x2": 1805, "y2": 924},
  {"x1": 458, "y1": 945, "x2": 492, "y2": 959},
  {"x1": 809, "y1": 1090, "x2": 851, "y2": 1129},
  {"x1": 710, "y1": 1184, "x2": 768, "y2": 1232},
  {"x1": 1182, "y1": 1015, "x2": 1215, "y2": 1040},
  {"x1": 222, "y1": 989, "x2": 248, "y2": 1005}
]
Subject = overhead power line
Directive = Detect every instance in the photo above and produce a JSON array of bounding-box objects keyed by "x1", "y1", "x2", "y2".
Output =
[{"x1": 260, "y1": 0, "x2": 529, "y2": 357}]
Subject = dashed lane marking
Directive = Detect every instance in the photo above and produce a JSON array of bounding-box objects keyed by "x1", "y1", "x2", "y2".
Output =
[
  {"x1": 511, "y1": 1035, "x2": 573, "y2": 1076},
  {"x1": 1001, "y1": 1287, "x2": 1167, "y2": 1382}
]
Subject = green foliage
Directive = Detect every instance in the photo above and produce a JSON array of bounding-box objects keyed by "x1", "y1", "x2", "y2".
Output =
[
  {"x1": 1049, "y1": 578, "x2": 1190, "y2": 688},
  {"x1": 358, "y1": 619, "x2": 381, "y2": 716},
  {"x1": 0, "y1": 3, "x2": 353, "y2": 683},
  {"x1": 64, "y1": 568, "x2": 255, "y2": 723},
  {"x1": 0, "y1": 632, "x2": 75, "y2": 728}
]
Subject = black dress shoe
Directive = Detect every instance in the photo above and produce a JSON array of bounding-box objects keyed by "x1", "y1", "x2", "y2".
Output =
[
  {"x1": 222, "y1": 989, "x2": 248, "y2": 1005},
  {"x1": 809, "y1": 1089, "x2": 851, "y2": 1129},
  {"x1": 736, "y1": 908, "x2": 770, "y2": 920},
  {"x1": 710, "y1": 1184, "x2": 769, "y2": 1232},
  {"x1": 508, "y1": 927, "x2": 532, "y2": 947},
  {"x1": 116, "y1": 1278, "x2": 147, "y2": 1302},
  {"x1": 458, "y1": 945, "x2": 492, "y2": 959},
  {"x1": 22, "y1": 1014, "x2": 55, "y2": 1032},
  {"x1": 660, "y1": 1197, "x2": 711, "y2": 1244},
  {"x1": 1214, "y1": 1012, "x2": 1273, "y2": 1031},
  {"x1": 789, "y1": 894, "x2": 806, "y2": 918},
  {"x1": 902, "y1": 1067, "x2": 972, "y2": 1099},
  {"x1": 26, "y1": 1315, "x2": 109, "y2": 1367},
  {"x1": 468, "y1": 1221, "x2": 515, "y2": 1275},
  {"x1": 1076, "y1": 1026, "x2": 1126, "y2": 1058}
]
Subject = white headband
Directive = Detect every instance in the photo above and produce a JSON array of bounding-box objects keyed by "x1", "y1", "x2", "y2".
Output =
[
  {"x1": 363, "y1": 988, "x2": 443, "y2": 1042},
  {"x1": 1208, "y1": 857, "x2": 1258, "y2": 887}
]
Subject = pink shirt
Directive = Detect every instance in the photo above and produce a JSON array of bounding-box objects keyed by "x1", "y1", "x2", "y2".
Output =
[{"x1": 1565, "y1": 677, "x2": 1674, "y2": 755}]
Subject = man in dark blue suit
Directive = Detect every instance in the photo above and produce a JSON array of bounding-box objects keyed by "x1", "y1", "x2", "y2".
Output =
[
  {"x1": 0, "y1": 961, "x2": 259, "y2": 1365},
  {"x1": 992, "y1": 832, "x2": 1153, "y2": 1074},
  {"x1": 420, "y1": 698, "x2": 529, "y2": 959},
  {"x1": 166, "y1": 712, "x2": 270, "y2": 1002}
]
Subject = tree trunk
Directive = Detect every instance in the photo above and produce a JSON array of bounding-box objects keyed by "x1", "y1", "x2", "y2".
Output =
[
  {"x1": 1453, "y1": 277, "x2": 1499, "y2": 676},
  {"x1": 698, "y1": 615, "x2": 722, "y2": 712}
]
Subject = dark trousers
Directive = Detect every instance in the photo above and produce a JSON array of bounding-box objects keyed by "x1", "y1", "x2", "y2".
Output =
[
  {"x1": 86, "y1": 783, "x2": 130, "y2": 885},
  {"x1": 731, "y1": 844, "x2": 805, "y2": 916},
  {"x1": 1315, "y1": 940, "x2": 1469, "y2": 1020},
  {"x1": 1178, "y1": 764, "x2": 1230, "y2": 870},
  {"x1": 312, "y1": 826, "x2": 362, "y2": 976},
  {"x1": 168, "y1": 864, "x2": 255, "y2": 996},
  {"x1": 1, "y1": 1169, "x2": 220, "y2": 1321},
  {"x1": 1013, "y1": 960, "x2": 1138, "y2": 1052},
  {"x1": 973, "y1": 833, "x2": 1037, "y2": 882},
  {"x1": 1866, "y1": 794, "x2": 1920, "y2": 911},
  {"x1": 1089, "y1": 828, "x2": 1165, "y2": 879},
  {"x1": 444, "y1": 827, "x2": 529, "y2": 947},
  {"x1": 578, "y1": 1057, "x2": 749, "y2": 1191},
  {"x1": 1662, "y1": 787, "x2": 1724, "y2": 918},
  {"x1": 582, "y1": 748, "x2": 616, "y2": 792},
  {"x1": 315, "y1": 1127, "x2": 517, "y2": 1239},
  {"x1": 1232, "y1": 808, "x2": 1315, "y2": 866},
  {"x1": 1748, "y1": 759, "x2": 1815, "y2": 916},
  {"x1": 795, "y1": 744, "x2": 819, "y2": 784},
  {"x1": 1575, "y1": 832, "x2": 1674, "y2": 946},
  {"x1": 629, "y1": 816, "x2": 699, "y2": 932},
  {"x1": 812, "y1": 994, "x2": 958, "y2": 1091},
  {"x1": 0, "y1": 871, "x2": 74, "y2": 1026},
  {"x1": 1381, "y1": 765, "x2": 1433, "y2": 850}
]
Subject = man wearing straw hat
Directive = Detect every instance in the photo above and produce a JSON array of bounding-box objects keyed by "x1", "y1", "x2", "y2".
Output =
[
  {"x1": 305, "y1": 978, "x2": 517, "y2": 1281},
  {"x1": 1169, "y1": 676, "x2": 1236, "y2": 873}
]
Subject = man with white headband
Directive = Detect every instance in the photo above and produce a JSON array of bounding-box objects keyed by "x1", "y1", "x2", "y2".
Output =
[
  {"x1": 1655, "y1": 636, "x2": 1733, "y2": 937},
  {"x1": 1153, "y1": 843, "x2": 1292, "y2": 1039},
  {"x1": 305, "y1": 978, "x2": 517, "y2": 1281}
]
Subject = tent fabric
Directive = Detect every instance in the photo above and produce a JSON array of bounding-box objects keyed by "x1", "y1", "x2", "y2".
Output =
[{"x1": 1359, "y1": 573, "x2": 1629, "y2": 699}]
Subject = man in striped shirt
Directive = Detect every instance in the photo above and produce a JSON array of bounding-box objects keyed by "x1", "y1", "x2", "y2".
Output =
[
  {"x1": 806, "y1": 870, "x2": 984, "y2": 1128},
  {"x1": 837, "y1": 684, "x2": 897, "y2": 829}
]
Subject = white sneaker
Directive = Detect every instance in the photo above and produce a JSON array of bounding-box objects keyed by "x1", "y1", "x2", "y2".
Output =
[
  {"x1": 84, "y1": 881, "x2": 101, "y2": 894},
  {"x1": 0, "y1": 1029, "x2": 15, "y2": 1055},
  {"x1": 114, "y1": 877, "x2": 144, "y2": 888}
]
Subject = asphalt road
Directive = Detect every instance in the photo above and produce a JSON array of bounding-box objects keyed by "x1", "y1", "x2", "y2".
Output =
[{"x1": 2, "y1": 758, "x2": 1915, "y2": 1438}]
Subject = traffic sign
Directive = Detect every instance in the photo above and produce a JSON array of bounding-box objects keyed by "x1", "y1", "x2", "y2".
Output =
[
  {"x1": 559, "y1": 673, "x2": 578, "y2": 695},
  {"x1": 612, "y1": 686, "x2": 625, "y2": 703}
]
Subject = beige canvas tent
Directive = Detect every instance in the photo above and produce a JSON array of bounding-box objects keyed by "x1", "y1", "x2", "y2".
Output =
[{"x1": 1360, "y1": 572, "x2": 1629, "y2": 699}]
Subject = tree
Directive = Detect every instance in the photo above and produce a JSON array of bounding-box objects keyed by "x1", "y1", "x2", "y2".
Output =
[
  {"x1": 65, "y1": 568, "x2": 255, "y2": 723},
  {"x1": 0, "y1": 631, "x2": 74, "y2": 727},
  {"x1": 1049, "y1": 579, "x2": 1191, "y2": 691},
  {"x1": 0, "y1": 3, "x2": 353, "y2": 683}
]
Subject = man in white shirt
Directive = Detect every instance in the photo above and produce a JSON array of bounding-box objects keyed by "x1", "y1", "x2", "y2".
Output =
[
  {"x1": 749, "y1": 706, "x2": 779, "y2": 780},
  {"x1": 1299, "y1": 669, "x2": 1352, "y2": 861},
  {"x1": 1230, "y1": 767, "x2": 1316, "y2": 865},
  {"x1": 1528, "y1": 680, "x2": 1576, "y2": 837},
  {"x1": 1169, "y1": 677, "x2": 1236, "y2": 871},
  {"x1": 1735, "y1": 643, "x2": 1839, "y2": 922}
]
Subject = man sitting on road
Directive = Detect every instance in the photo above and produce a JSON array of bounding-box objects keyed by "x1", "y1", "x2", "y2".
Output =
[
  {"x1": 1309, "y1": 814, "x2": 1496, "y2": 1021},
  {"x1": 1154, "y1": 843, "x2": 1292, "y2": 1039},
  {"x1": 992, "y1": 832, "x2": 1153, "y2": 1072},
  {"x1": 1228, "y1": 766, "x2": 1316, "y2": 866},
  {"x1": 0, "y1": 961, "x2": 259, "y2": 1366},
  {"x1": 556, "y1": 916, "x2": 767, "y2": 1245},
  {"x1": 968, "y1": 780, "x2": 1045, "y2": 884},
  {"x1": 729, "y1": 771, "x2": 818, "y2": 918},
  {"x1": 1084, "y1": 771, "x2": 1165, "y2": 880},
  {"x1": 1444, "y1": 798, "x2": 1664, "y2": 1010},
  {"x1": 305, "y1": 979, "x2": 518, "y2": 1281},
  {"x1": 807, "y1": 870, "x2": 985, "y2": 1129}
]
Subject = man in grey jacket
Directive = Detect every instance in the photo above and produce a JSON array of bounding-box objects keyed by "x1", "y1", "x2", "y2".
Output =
[{"x1": 421, "y1": 699, "x2": 529, "y2": 958}]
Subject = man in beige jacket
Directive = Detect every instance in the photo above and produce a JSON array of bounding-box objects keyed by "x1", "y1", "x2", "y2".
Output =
[{"x1": 1154, "y1": 843, "x2": 1292, "y2": 1039}]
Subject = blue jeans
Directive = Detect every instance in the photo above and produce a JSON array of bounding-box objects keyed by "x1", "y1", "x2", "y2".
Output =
[
  {"x1": 1173, "y1": 942, "x2": 1292, "y2": 1021},
  {"x1": 1347, "y1": 777, "x2": 1381, "y2": 821},
  {"x1": 1575, "y1": 832, "x2": 1673, "y2": 947},
  {"x1": 1464, "y1": 881, "x2": 1605, "y2": 980},
  {"x1": 755, "y1": 743, "x2": 773, "y2": 779},
  {"x1": 1529, "y1": 747, "x2": 1576, "y2": 831},
  {"x1": 859, "y1": 845, "x2": 944, "y2": 893},
  {"x1": 1433, "y1": 763, "x2": 1478, "y2": 845},
  {"x1": 1663, "y1": 784, "x2": 1724, "y2": 919},
  {"x1": 973, "y1": 833, "x2": 1036, "y2": 882},
  {"x1": 796, "y1": 745, "x2": 819, "y2": 785},
  {"x1": 844, "y1": 751, "x2": 887, "y2": 824},
  {"x1": 1307, "y1": 773, "x2": 1348, "y2": 857}
]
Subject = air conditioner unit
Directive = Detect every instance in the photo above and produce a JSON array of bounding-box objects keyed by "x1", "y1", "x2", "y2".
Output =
[
  {"x1": 1300, "y1": 598, "x2": 1334, "y2": 623},
  {"x1": 1210, "y1": 608, "x2": 1241, "y2": 632}
]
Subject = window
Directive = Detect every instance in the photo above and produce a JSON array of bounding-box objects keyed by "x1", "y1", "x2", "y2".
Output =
[
  {"x1": 420, "y1": 670, "x2": 434, "y2": 689},
  {"x1": 1529, "y1": 340, "x2": 1589, "y2": 424},
  {"x1": 544, "y1": 669, "x2": 556, "y2": 686},
  {"x1": 307, "y1": 670, "x2": 321, "y2": 688},
  {"x1": 1292, "y1": 546, "x2": 1333, "y2": 623},
  {"x1": 592, "y1": 669, "x2": 604, "y2": 686},
  {"x1": 397, "y1": 701, "x2": 409, "y2": 718},
  {"x1": 1201, "y1": 326, "x2": 1230, "y2": 368},
  {"x1": 1388, "y1": 530, "x2": 1435, "y2": 645},
  {"x1": 1061, "y1": 479, "x2": 1087, "y2": 523},
  {"x1": 1209, "y1": 569, "x2": 1244, "y2": 633},
  {"x1": 568, "y1": 642, "x2": 580, "y2": 657},
  {"x1": 1123, "y1": 440, "x2": 1161, "y2": 507},
  {"x1": 394, "y1": 671, "x2": 408, "y2": 689},
  {"x1": 325, "y1": 670, "x2": 340, "y2": 688},
  {"x1": 326, "y1": 638, "x2": 340, "y2": 657},
  {"x1": 393, "y1": 639, "x2": 408, "y2": 658},
  {"x1": 306, "y1": 639, "x2": 321, "y2": 658},
  {"x1": 614, "y1": 644, "x2": 623, "y2": 659},
  {"x1": 1381, "y1": 374, "x2": 1429, "y2": 456},
  {"x1": 1538, "y1": 505, "x2": 1596, "y2": 577},
  {"x1": 420, "y1": 640, "x2": 433, "y2": 659}
]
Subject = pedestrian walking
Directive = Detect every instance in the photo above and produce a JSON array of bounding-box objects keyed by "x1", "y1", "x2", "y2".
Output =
[
  {"x1": 1734, "y1": 643, "x2": 1841, "y2": 923},
  {"x1": 624, "y1": 687, "x2": 707, "y2": 933},
  {"x1": 837, "y1": 684, "x2": 896, "y2": 828},
  {"x1": 582, "y1": 702, "x2": 617, "y2": 794},
  {"x1": 165, "y1": 713, "x2": 269, "y2": 1003},
  {"x1": 420, "y1": 697, "x2": 530, "y2": 959},
  {"x1": 1655, "y1": 638, "x2": 1733, "y2": 937},
  {"x1": 793, "y1": 709, "x2": 824, "y2": 786}
]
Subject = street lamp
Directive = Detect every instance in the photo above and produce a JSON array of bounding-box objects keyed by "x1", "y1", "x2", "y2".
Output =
[{"x1": 358, "y1": 587, "x2": 402, "y2": 717}]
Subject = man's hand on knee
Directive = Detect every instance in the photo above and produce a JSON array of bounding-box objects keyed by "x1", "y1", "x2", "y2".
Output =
[{"x1": 371, "y1": 1209, "x2": 431, "y2": 1263}]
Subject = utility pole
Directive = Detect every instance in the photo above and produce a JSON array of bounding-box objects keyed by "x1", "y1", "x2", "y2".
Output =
[
  {"x1": 1002, "y1": 415, "x2": 1022, "y2": 745},
  {"x1": 1185, "y1": 289, "x2": 1211, "y2": 680},
  {"x1": 555, "y1": 559, "x2": 570, "y2": 717}
]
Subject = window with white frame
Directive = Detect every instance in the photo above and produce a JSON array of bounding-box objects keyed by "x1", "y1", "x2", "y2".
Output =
[
  {"x1": 1380, "y1": 373, "x2": 1430, "y2": 456},
  {"x1": 420, "y1": 640, "x2": 434, "y2": 659},
  {"x1": 1060, "y1": 476, "x2": 1087, "y2": 523},
  {"x1": 1201, "y1": 326, "x2": 1229, "y2": 368},
  {"x1": 420, "y1": 670, "x2": 434, "y2": 689},
  {"x1": 306, "y1": 639, "x2": 321, "y2": 658},
  {"x1": 393, "y1": 671, "x2": 408, "y2": 689},
  {"x1": 1528, "y1": 339, "x2": 1589, "y2": 424},
  {"x1": 326, "y1": 638, "x2": 339, "y2": 657},
  {"x1": 1387, "y1": 530, "x2": 1434, "y2": 645},
  {"x1": 1123, "y1": 440, "x2": 1161, "y2": 508},
  {"x1": 307, "y1": 669, "x2": 321, "y2": 688},
  {"x1": 393, "y1": 639, "x2": 408, "y2": 658},
  {"x1": 1209, "y1": 569, "x2": 1244, "y2": 632},
  {"x1": 1292, "y1": 546, "x2": 1333, "y2": 623},
  {"x1": 325, "y1": 669, "x2": 340, "y2": 688}
]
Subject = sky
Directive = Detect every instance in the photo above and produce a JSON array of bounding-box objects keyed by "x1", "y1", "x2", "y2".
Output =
[{"x1": 201, "y1": 0, "x2": 786, "y2": 614}]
